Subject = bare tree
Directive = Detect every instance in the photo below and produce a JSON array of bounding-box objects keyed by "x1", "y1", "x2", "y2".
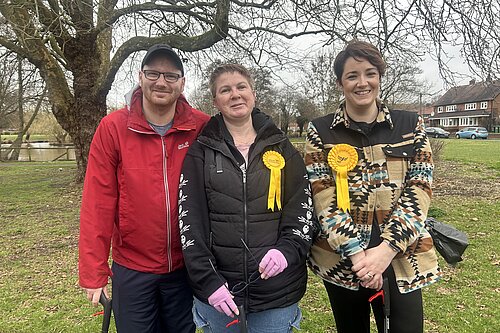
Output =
[
  {"x1": 297, "y1": 1, "x2": 499, "y2": 84},
  {"x1": 0, "y1": 1, "x2": 231, "y2": 180},
  {"x1": 0, "y1": 51, "x2": 18, "y2": 129},
  {"x1": 380, "y1": 58, "x2": 434, "y2": 106},
  {"x1": 0, "y1": 50, "x2": 48, "y2": 160},
  {"x1": 0, "y1": 1, "x2": 497, "y2": 180},
  {"x1": 3, "y1": 86, "x2": 47, "y2": 161},
  {"x1": 6, "y1": 55, "x2": 27, "y2": 161},
  {"x1": 275, "y1": 86, "x2": 300, "y2": 134},
  {"x1": 295, "y1": 96, "x2": 319, "y2": 137},
  {"x1": 301, "y1": 50, "x2": 342, "y2": 116}
]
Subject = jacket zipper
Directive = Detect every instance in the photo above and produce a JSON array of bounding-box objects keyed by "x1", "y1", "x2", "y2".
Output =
[
  {"x1": 161, "y1": 136, "x2": 172, "y2": 272},
  {"x1": 128, "y1": 127, "x2": 172, "y2": 271},
  {"x1": 240, "y1": 163, "x2": 249, "y2": 311}
]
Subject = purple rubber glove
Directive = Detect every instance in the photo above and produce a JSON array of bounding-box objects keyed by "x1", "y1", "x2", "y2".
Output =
[
  {"x1": 208, "y1": 284, "x2": 239, "y2": 317},
  {"x1": 259, "y1": 249, "x2": 288, "y2": 279}
]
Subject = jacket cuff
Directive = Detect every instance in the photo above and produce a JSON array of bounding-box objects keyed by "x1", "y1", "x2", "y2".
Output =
[{"x1": 383, "y1": 239, "x2": 401, "y2": 253}]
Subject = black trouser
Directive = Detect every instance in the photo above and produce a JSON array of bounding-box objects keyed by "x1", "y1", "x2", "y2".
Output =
[
  {"x1": 111, "y1": 262, "x2": 195, "y2": 333},
  {"x1": 323, "y1": 264, "x2": 423, "y2": 333}
]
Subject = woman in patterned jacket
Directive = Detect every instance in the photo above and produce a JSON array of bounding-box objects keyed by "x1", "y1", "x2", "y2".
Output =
[{"x1": 305, "y1": 40, "x2": 441, "y2": 333}]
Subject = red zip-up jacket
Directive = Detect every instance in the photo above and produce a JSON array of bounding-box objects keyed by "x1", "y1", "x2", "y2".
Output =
[{"x1": 78, "y1": 87, "x2": 209, "y2": 289}]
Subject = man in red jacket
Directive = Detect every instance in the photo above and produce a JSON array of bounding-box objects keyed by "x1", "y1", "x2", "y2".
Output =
[{"x1": 78, "y1": 44, "x2": 209, "y2": 333}]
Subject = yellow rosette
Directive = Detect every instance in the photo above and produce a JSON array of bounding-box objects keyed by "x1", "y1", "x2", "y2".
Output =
[
  {"x1": 263, "y1": 151, "x2": 285, "y2": 211},
  {"x1": 328, "y1": 144, "x2": 358, "y2": 212}
]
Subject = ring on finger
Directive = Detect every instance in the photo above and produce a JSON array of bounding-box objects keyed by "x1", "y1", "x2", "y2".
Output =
[{"x1": 366, "y1": 272, "x2": 374, "y2": 280}]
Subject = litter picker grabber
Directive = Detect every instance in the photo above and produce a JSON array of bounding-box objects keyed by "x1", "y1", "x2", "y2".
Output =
[
  {"x1": 226, "y1": 305, "x2": 247, "y2": 333},
  {"x1": 99, "y1": 291, "x2": 112, "y2": 333},
  {"x1": 368, "y1": 277, "x2": 390, "y2": 333}
]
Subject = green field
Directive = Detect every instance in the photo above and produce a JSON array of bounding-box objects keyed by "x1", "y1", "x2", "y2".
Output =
[
  {"x1": 0, "y1": 139, "x2": 499, "y2": 332},
  {"x1": 440, "y1": 139, "x2": 500, "y2": 171}
]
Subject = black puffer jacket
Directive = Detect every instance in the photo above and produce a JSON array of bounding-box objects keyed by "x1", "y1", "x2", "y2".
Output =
[{"x1": 179, "y1": 109, "x2": 313, "y2": 312}]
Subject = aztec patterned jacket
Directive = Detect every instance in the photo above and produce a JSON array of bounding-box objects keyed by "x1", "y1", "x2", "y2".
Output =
[{"x1": 305, "y1": 102, "x2": 442, "y2": 293}]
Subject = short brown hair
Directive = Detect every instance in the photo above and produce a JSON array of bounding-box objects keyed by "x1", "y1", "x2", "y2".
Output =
[
  {"x1": 209, "y1": 63, "x2": 255, "y2": 97},
  {"x1": 334, "y1": 40, "x2": 386, "y2": 82}
]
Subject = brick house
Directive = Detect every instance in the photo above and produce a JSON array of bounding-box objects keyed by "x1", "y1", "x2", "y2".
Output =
[{"x1": 428, "y1": 79, "x2": 500, "y2": 132}]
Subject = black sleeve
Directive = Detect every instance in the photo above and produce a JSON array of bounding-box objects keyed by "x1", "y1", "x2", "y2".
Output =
[
  {"x1": 179, "y1": 142, "x2": 224, "y2": 301},
  {"x1": 274, "y1": 141, "x2": 314, "y2": 266}
]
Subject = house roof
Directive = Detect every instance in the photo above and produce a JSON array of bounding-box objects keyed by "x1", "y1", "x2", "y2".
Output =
[
  {"x1": 429, "y1": 110, "x2": 490, "y2": 119},
  {"x1": 433, "y1": 80, "x2": 500, "y2": 106}
]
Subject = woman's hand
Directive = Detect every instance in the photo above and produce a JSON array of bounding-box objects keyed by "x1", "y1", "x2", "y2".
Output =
[
  {"x1": 350, "y1": 250, "x2": 383, "y2": 289},
  {"x1": 259, "y1": 249, "x2": 288, "y2": 279},
  {"x1": 352, "y1": 242, "x2": 397, "y2": 289},
  {"x1": 349, "y1": 250, "x2": 366, "y2": 266},
  {"x1": 208, "y1": 284, "x2": 239, "y2": 317}
]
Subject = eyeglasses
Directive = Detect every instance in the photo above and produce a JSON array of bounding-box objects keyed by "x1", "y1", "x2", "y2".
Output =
[
  {"x1": 209, "y1": 238, "x2": 261, "y2": 296},
  {"x1": 142, "y1": 70, "x2": 183, "y2": 83}
]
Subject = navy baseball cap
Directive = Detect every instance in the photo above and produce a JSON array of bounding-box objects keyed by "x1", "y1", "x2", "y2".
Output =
[{"x1": 141, "y1": 44, "x2": 184, "y2": 76}]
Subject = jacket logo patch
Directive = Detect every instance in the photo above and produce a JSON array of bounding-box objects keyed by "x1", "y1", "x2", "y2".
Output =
[{"x1": 178, "y1": 141, "x2": 190, "y2": 150}]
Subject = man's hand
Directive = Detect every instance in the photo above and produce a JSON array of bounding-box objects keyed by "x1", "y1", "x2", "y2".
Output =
[{"x1": 84, "y1": 286, "x2": 109, "y2": 307}]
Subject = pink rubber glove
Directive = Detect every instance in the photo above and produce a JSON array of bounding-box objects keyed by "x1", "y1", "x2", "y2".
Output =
[
  {"x1": 208, "y1": 284, "x2": 239, "y2": 317},
  {"x1": 259, "y1": 249, "x2": 288, "y2": 279}
]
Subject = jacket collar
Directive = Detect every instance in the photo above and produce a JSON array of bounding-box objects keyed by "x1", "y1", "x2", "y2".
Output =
[
  {"x1": 199, "y1": 108, "x2": 283, "y2": 144},
  {"x1": 126, "y1": 86, "x2": 197, "y2": 133},
  {"x1": 330, "y1": 100, "x2": 394, "y2": 129}
]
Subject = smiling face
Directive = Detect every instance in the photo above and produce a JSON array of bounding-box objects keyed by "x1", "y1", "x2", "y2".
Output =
[
  {"x1": 338, "y1": 56, "x2": 380, "y2": 114},
  {"x1": 212, "y1": 71, "x2": 256, "y2": 124},
  {"x1": 139, "y1": 56, "x2": 185, "y2": 112}
]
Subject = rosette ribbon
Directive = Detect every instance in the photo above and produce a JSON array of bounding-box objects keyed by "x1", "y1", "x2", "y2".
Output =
[
  {"x1": 263, "y1": 151, "x2": 285, "y2": 211},
  {"x1": 328, "y1": 144, "x2": 358, "y2": 212}
]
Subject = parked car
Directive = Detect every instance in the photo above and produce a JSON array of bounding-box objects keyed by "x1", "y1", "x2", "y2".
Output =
[
  {"x1": 455, "y1": 127, "x2": 489, "y2": 139},
  {"x1": 425, "y1": 127, "x2": 450, "y2": 138}
]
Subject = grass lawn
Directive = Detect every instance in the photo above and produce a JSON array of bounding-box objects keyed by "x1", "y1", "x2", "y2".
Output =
[
  {"x1": 440, "y1": 138, "x2": 500, "y2": 171},
  {"x1": 0, "y1": 139, "x2": 499, "y2": 332}
]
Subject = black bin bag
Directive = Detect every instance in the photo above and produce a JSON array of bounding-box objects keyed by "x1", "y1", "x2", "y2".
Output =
[{"x1": 425, "y1": 217, "x2": 469, "y2": 265}]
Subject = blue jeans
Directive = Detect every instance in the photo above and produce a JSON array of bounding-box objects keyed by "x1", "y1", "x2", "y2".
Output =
[{"x1": 193, "y1": 298, "x2": 301, "y2": 332}]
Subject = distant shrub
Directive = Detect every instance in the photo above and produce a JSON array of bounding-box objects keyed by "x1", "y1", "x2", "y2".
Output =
[{"x1": 430, "y1": 139, "x2": 446, "y2": 161}]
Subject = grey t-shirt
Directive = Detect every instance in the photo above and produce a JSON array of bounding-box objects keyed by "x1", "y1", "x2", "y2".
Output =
[{"x1": 149, "y1": 121, "x2": 173, "y2": 136}]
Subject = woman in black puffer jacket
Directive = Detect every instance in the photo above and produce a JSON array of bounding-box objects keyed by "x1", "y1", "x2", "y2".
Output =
[{"x1": 179, "y1": 64, "x2": 314, "y2": 332}]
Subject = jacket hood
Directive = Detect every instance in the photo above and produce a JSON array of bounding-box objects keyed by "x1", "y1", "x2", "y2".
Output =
[{"x1": 124, "y1": 84, "x2": 140, "y2": 109}]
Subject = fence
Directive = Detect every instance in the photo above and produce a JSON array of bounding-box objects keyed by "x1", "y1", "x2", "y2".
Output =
[{"x1": 0, "y1": 146, "x2": 76, "y2": 162}]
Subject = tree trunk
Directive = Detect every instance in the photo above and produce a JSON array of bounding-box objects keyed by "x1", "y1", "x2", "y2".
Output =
[
  {"x1": 51, "y1": 35, "x2": 109, "y2": 182},
  {"x1": 69, "y1": 96, "x2": 107, "y2": 183},
  {"x1": 56, "y1": 78, "x2": 107, "y2": 182}
]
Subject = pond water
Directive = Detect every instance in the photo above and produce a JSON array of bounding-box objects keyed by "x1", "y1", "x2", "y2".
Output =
[{"x1": 0, "y1": 142, "x2": 76, "y2": 161}]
